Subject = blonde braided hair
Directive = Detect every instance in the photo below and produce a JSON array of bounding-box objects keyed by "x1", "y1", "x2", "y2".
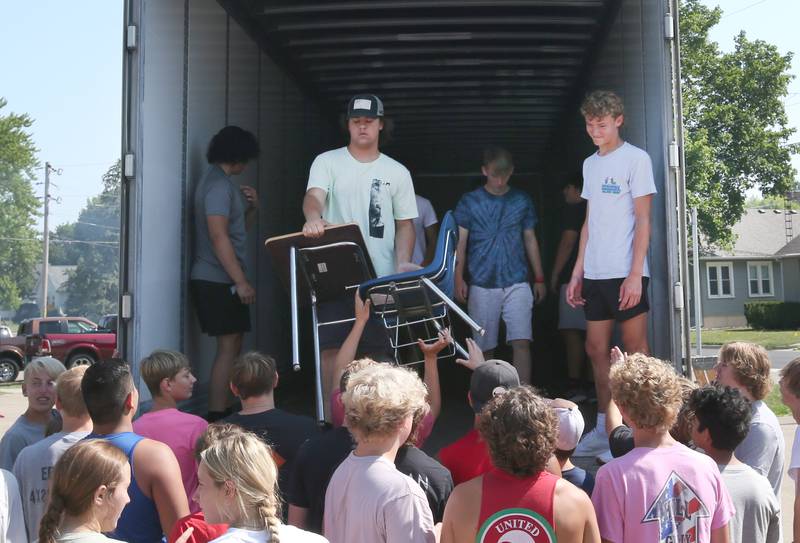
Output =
[{"x1": 200, "y1": 431, "x2": 282, "y2": 542}]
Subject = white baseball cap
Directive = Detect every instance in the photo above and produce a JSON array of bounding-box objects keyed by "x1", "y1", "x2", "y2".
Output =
[{"x1": 551, "y1": 398, "x2": 585, "y2": 451}]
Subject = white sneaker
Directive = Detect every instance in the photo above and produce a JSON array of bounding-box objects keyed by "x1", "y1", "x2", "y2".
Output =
[
  {"x1": 595, "y1": 450, "x2": 614, "y2": 465},
  {"x1": 574, "y1": 425, "x2": 610, "y2": 457}
]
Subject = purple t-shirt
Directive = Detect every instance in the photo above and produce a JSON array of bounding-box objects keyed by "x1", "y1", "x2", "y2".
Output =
[
  {"x1": 133, "y1": 408, "x2": 208, "y2": 513},
  {"x1": 592, "y1": 443, "x2": 734, "y2": 543}
]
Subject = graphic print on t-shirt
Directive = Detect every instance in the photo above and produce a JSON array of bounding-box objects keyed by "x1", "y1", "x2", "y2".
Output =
[
  {"x1": 369, "y1": 178, "x2": 386, "y2": 238},
  {"x1": 642, "y1": 471, "x2": 710, "y2": 543},
  {"x1": 601, "y1": 177, "x2": 622, "y2": 194},
  {"x1": 476, "y1": 508, "x2": 556, "y2": 543}
]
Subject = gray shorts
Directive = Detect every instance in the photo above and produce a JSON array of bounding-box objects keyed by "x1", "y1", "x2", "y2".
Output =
[
  {"x1": 468, "y1": 282, "x2": 533, "y2": 352},
  {"x1": 558, "y1": 284, "x2": 587, "y2": 331}
]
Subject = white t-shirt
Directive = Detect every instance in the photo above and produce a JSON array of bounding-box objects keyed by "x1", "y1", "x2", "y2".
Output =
[
  {"x1": 581, "y1": 142, "x2": 657, "y2": 279},
  {"x1": 789, "y1": 426, "x2": 800, "y2": 483},
  {"x1": 0, "y1": 469, "x2": 27, "y2": 543},
  {"x1": 323, "y1": 453, "x2": 436, "y2": 543},
  {"x1": 307, "y1": 147, "x2": 418, "y2": 278},
  {"x1": 210, "y1": 525, "x2": 328, "y2": 543},
  {"x1": 412, "y1": 195, "x2": 438, "y2": 265}
]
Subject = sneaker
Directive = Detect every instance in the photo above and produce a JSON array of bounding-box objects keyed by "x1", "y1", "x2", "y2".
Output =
[
  {"x1": 595, "y1": 450, "x2": 614, "y2": 465},
  {"x1": 574, "y1": 425, "x2": 610, "y2": 457}
]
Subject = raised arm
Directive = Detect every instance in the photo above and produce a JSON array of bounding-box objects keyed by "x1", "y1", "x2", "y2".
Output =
[{"x1": 332, "y1": 291, "x2": 371, "y2": 391}]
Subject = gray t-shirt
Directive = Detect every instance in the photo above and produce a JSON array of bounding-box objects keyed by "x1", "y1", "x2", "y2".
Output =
[
  {"x1": 718, "y1": 463, "x2": 781, "y2": 543},
  {"x1": 13, "y1": 430, "x2": 90, "y2": 539},
  {"x1": 735, "y1": 400, "x2": 785, "y2": 496},
  {"x1": 0, "y1": 415, "x2": 49, "y2": 471},
  {"x1": 323, "y1": 453, "x2": 435, "y2": 543},
  {"x1": 191, "y1": 165, "x2": 248, "y2": 283}
]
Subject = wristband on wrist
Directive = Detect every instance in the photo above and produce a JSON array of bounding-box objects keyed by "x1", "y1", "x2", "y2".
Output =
[{"x1": 534, "y1": 277, "x2": 545, "y2": 284}]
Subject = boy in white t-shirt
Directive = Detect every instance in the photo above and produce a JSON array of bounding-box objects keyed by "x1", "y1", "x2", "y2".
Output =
[
  {"x1": 412, "y1": 194, "x2": 439, "y2": 266},
  {"x1": 566, "y1": 90, "x2": 657, "y2": 458},
  {"x1": 780, "y1": 357, "x2": 800, "y2": 543},
  {"x1": 300, "y1": 94, "x2": 418, "y2": 420}
]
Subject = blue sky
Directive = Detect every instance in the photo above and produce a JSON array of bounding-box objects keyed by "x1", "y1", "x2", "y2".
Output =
[{"x1": 0, "y1": 0, "x2": 797, "y2": 229}]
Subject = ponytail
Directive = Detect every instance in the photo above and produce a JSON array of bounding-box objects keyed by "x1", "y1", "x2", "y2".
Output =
[{"x1": 38, "y1": 493, "x2": 65, "y2": 543}]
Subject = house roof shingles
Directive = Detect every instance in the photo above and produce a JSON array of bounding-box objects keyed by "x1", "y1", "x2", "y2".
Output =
[{"x1": 706, "y1": 209, "x2": 800, "y2": 258}]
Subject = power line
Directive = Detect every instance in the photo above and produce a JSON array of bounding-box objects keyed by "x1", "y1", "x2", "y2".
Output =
[{"x1": 721, "y1": 0, "x2": 771, "y2": 19}]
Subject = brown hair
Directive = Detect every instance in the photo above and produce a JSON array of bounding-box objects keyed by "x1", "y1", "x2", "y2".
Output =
[
  {"x1": 200, "y1": 431, "x2": 282, "y2": 542},
  {"x1": 610, "y1": 353, "x2": 683, "y2": 432},
  {"x1": 140, "y1": 349, "x2": 191, "y2": 398},
  {"x1": 230, "y1": 352, "x2": 278, "y2": 400},
  {"x1": 478, "y1": 386, "x2": 557, "y2": 477},
  {"x1": 38, "y1": 440, "x2": 129, "y2": 543},
  {"x1": 482, "y1": 146, "x2": 514, "y2": 176},
  {"x1": 56, "y1": 366, "x2": 89, "y2": 418},
  {"x1": 580, "y1": 90, "x2": 625, "y2": 119},
  {"x1": 718, "y1": 342, "x2": 772, "y2": 400},
  {"x1": 780, "y1": 357, "x2": 800, "y2": 397}
]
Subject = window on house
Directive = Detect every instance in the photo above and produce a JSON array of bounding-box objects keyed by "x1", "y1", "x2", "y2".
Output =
[
  {"x1": 707, "y1": 262, "x2": 734, "y2": 299},
  {"x1": 747, "y1": 261, "x2": 774, "y2": 297}
]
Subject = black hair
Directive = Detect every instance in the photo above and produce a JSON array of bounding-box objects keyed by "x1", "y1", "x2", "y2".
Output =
[
  {"x1": 688, "y1": 385, "x2": 752, "y2": 451},
  {"x1": 81, "y1": 359, "x2": 134, "y2": 426},
  {"x1": 564, "y1": 172, "x2": 583, "y2": 192},
  {"x1": 482, "y1": 146, "x2": 514, "y2": 174},
  {"x1": 206, "y1": 126, "x2": 259, "y2": 165}
]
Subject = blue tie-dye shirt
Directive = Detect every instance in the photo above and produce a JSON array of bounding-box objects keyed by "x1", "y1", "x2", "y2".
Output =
[{"x1": 454, "y1": 186, "x2": 537, "y2": 288}]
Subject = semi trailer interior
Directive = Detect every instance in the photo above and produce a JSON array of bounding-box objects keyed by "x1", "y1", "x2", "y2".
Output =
[{"x1": 120, "y1": 0, "x2": 686, "y2": 422}]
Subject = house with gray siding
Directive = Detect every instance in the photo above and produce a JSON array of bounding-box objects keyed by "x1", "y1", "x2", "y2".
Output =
[{"x1": 690, "y1": 208, "x2": 800, "y2": 328}]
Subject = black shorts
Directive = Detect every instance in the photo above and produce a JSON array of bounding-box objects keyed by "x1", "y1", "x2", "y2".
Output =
[
  {"x1": 582, "y1": 277, "x2": 650, "y2": 322},
  {"x1": 317, "y1": 295, "x2": 391, "y2": 356},
  {"x1": 190, "y1": 279, "x2": 251, "y2": 336}
]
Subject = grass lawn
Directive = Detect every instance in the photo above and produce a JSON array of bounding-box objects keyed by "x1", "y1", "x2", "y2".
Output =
[
  {"x1": 691, "y1": 328, "x2": 800, "y2": 350},
  {"x1": 765, "y1": 382, "x2": 791, "y2": 417}
]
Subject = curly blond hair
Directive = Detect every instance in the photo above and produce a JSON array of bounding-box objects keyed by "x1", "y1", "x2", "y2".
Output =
[
  {"x1": 718, "y1": 342, "x2": 771, "y2": 400},
  {"x1": 580, "y1": 90, "x2": 624, "y2": 119},
  {"x1": 478, "y1": 386, "x2": 556, "y2": 477},
  {"x1": 610, "y1": 353, "x2": 683, "y2": 432},
  {"x1": 342, "y1": 364, "x2": 428, "y2": 441}
]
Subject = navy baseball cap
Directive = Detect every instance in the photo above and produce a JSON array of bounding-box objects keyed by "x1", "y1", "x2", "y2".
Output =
[{"x1": 347, "y1": 94, "x2": 384, "y2": 118}]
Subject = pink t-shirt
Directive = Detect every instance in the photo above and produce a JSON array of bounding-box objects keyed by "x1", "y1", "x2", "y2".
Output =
[
  {"x1": 592, "y1": 443, "x2": 735, "y2": 543},
  {"x1": 133, "y1": 408, "x2": 208, "y2": 513},
  {"x1": 331, "y1": 389, "x2": 435, "y2": 447}
]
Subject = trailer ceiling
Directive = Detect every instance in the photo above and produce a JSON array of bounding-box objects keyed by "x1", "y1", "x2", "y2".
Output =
[{"x1": 221, "y1": 0, "x2": 620, "y2": 173}]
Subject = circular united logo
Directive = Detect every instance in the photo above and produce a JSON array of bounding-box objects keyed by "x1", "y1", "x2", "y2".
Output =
[{"x1": 476, "y1": 508, "x2": 556, "y2": 543}]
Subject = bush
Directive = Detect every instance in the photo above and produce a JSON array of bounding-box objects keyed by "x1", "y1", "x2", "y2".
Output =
[{"x1": 745, "y1": 301, "x2": 800, "y2": 330}]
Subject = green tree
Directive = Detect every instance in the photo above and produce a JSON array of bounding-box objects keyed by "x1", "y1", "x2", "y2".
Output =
[
  {"x1": 61, "y1": 161, "x2": 120, "y2": 321},
  {"x1": 680, "y1": 0, "x2": 798, "y2": 247},
  {"x1": 0, "y1": 98, "x2": 41, "y2": 309}
]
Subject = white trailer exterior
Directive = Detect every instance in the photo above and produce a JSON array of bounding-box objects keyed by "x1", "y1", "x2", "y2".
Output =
[{"x1": 119, "y1": 0, "x2": 689, "y2": 401}]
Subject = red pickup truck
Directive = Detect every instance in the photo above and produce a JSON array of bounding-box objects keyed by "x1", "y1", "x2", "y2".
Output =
[{"x1": 0, "y1": 318, "x2": 117, "y2": 381}]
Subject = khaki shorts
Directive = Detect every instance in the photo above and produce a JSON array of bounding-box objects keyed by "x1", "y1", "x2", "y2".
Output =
[{"x1": 468, "y1": 282, "x2": 533, "y2": 352}]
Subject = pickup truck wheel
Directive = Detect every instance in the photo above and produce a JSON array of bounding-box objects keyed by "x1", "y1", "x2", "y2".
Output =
[
  {"x1": 67, "y1": 352, "x2": 97, "y2": 368},
  {"x1": 0, "y1": 358, "x2": 20, "y2": 383}
]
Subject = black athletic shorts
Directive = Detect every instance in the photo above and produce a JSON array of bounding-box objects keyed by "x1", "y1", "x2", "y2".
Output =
[
  {"x1": 317, "y1": 295, "x2": 391, "y2": 355},
  {"x1": 582, "y1": 276, "x2": 650, "y2": 322},
  {"x1": 190, "y1": 279, "x2": 251, "y2": 336}
]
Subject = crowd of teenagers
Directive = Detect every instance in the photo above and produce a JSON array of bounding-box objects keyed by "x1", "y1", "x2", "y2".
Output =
[
  {"x1": 0, "y1": 339, "x2": 796, "y2": 543},
  {"x1": 0, "y1": 88, "x2": 794, "y2": 543}
]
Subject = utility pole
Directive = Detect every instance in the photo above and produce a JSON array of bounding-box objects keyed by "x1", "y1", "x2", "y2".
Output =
[{"x1": 41, "y1": 162, "x2": 52, "y2": 317}]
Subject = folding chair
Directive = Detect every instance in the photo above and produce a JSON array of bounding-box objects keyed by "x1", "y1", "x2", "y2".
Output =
[{"x1": 359, "y1": 211, "x2": 485, "y2": 365}]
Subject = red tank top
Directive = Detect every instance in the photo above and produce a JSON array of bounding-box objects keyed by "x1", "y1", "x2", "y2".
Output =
[{"x1": 476, "y1": 468, "x2": 558, "y2": 543}]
